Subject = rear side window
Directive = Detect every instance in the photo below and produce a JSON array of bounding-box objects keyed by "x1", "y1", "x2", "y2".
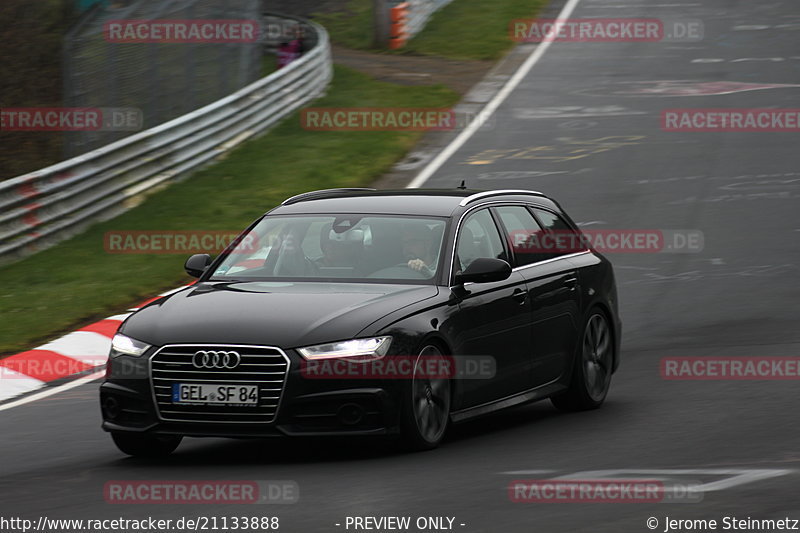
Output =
[
  {"x1": 530, "y1": 207, "x2": 587, "y2": 259},
  {"x1": 494, "y1": 206, "x2": 547, "y2": 267},
  {"x1": 532, "y1": 208, "x2": 572, "y2": 232}
]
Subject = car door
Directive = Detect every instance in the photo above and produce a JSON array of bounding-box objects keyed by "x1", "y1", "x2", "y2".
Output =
[
  {"x1": 447, "y1": 208, "x2": 534, "y2": 408},
  {"x1": 493, "y1": 205, "x2": 582, "y2": 388}
]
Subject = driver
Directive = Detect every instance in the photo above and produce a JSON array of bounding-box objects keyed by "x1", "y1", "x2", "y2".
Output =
[{"x1": 402, "y1": 223, "x2": 437, "y2": 276}]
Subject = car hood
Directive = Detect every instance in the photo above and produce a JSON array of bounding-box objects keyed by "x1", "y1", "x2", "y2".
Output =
[{"x1": 120, "y1": 281, "x2": 439, "y2": 349}]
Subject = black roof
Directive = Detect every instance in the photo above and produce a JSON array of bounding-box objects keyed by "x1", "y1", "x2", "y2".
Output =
[{"x1": 270, "y1": 188, "x2": 555, "y2": 217}]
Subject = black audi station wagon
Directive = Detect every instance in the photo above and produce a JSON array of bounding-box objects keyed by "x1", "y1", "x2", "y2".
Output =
[{"x1": 101, "y1": 188, "x2": 621, "y2": 456}]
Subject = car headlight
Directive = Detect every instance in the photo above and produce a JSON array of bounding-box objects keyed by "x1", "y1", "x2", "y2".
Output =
[
  {"x1": 110, "y1": 333, "x2": 151, "y2": 358},
  {"x1": 297, "y1": 336, "x2": 391, "y2": 361}
]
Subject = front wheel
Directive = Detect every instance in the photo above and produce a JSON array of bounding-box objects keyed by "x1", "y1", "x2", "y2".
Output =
[
  {"x1": 111, "y1": 432, "x2": 183, "y2": 458},
  {"x1": 400, "y1": 345, "x2": 451, "y2": 451},
  {"x1": 551, "y1": 310, "x2": 614, "y2": 411}
]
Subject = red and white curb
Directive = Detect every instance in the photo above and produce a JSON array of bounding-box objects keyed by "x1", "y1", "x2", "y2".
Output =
[{"x1": 0, "y1": 285, "x2": 189, "y2": 403}]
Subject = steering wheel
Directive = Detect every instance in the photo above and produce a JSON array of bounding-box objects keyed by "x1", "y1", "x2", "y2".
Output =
[{"x1": 367, "y1": 262, "x2": 429, "y2": 279}]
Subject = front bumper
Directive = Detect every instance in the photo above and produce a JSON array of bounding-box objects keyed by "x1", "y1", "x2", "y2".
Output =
[{"x1": 100, "y1": 349, "x2": 405, "y2": 437}]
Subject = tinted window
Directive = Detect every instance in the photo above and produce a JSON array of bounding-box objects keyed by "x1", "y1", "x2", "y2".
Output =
[
  {"x1": 532, "y1": 208, "x2": 572, "y2": 232},
  {"x1": 456, "y1": 209, "x2": 506, "y2": 273},
  {"x1": 495, "y1": 206, "x2": 546, "y2": 266},
  {"x1": 530, "y1": 207, "x2": 586, "y2": 259}
]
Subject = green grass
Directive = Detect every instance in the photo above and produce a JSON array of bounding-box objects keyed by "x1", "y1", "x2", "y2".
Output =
[
  {"x1": 315, "y1": 0, "x2": 544, "y2": 60},
  {"x1": 404, "y1": 0, "x2": 546, "y2": 60},
  {"x1": 313, "y1": 0, "x2": 374, "y2": 50},
  {"x1": 262, "y1": 54, "x2": 278, "y2": 77},
  {"x1": 0, "y1": 65, "x2": 458, "y2": 356}
]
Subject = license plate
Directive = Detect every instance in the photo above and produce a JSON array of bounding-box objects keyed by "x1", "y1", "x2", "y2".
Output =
[{"x1": 172, "y1": 383, "x2": 258, "y2": 405}]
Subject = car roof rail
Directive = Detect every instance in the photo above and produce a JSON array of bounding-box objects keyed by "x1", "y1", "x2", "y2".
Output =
[
  {"x1": 458, "y1": 189, "x2": 545, "y2": 207},
  {"x1": 281, "y1": 188, "x2": 377, "y2": 206}
]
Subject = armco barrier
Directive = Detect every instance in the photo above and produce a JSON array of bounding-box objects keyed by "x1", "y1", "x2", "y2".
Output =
[{"x1": 0, "y1": 13, "x2": 332, "y2": 266}]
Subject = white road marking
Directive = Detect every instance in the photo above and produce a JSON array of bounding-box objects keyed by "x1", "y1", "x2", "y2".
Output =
[
  {"x1": 731, "y1": 57, "x2": 786, "y2": 62},
  {"x1": 501, "y1": 470, "x2": 558, "y2": 475},
  {"x1": 0, "y1": 371, "x2": 104, "y2": 412},
  {"x1": 513, "y1": 105, "x2": 646, "y2": 119},
  {"x1": 632, "y1": 172, "x2": 800, "y2": 185},
  {"x1": 584, "y1": 4, "x2": 701, "y2": 7},
  {"x1": 554, "y1": 469, "x2": 793, "y2": 492},
  {"x1": 406, "y1": 0, "x2": 583, "y2": 188},
  {"x1": 472, "y1": 170, "x2": 570, "y2": 181},
  {"x1": 501, "y1": 468, "x2": 793, "y2": 493},
  {"x1": 0, "y1": 368, "x2": 45, "y2": 403}
]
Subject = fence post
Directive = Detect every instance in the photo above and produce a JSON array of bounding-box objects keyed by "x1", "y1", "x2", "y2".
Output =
[{"x1": 372, "y1": 0, "x2": 391, "y2": 47}]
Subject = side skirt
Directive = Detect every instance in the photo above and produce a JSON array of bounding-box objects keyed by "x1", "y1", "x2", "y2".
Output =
[{"x1": 450, "y1": 381, "x2": 566, "y2": 423}]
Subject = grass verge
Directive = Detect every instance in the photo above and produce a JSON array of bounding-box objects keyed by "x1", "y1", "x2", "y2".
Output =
[
  {"x1": 403, "y1": 0, "x2": 546, "y2": 60},
  {"x1": 0, "y1": 65, "x2": 458, "y2": 356},
  {"x1": 312, "y1": 0, "x2": 374, "y2": 50},
  {"x1": 315, "y1": 0, "x2": 544, "y2": 60}
]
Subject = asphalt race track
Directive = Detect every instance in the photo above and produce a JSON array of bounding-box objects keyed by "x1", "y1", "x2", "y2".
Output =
[{"x1": 1, "y1": 0, "x2": 799, "y2": 532}]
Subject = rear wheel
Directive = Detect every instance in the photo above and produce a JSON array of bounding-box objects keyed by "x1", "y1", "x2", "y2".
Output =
[
  {"x1": 400, "y1": 345, "x2": 451, "y2": 451},
  {"x1": 111, "y1": 432, "x2": 183, "y2": 458},
  {"x1": 552, "y1": 309, "x2": 613, "y2": 411}
]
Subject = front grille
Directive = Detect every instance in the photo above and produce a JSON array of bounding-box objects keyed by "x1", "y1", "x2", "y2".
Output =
[{"x1": 150, "y1": 344, "x2": 290, "y2": 423}]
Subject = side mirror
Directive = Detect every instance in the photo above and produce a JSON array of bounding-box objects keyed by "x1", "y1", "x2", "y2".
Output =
[
  {"x1": 454, "y1": 257, "x2": 512, "y2": 285},
  {"x1": 184, "y1": 254, "x2": 212, "y2": 278}
]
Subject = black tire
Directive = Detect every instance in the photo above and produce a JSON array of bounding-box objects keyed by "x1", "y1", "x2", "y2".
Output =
[
  {"x1": 551, "y1": 309, "x2": 614, "y2": 411},
  {"x1": 111, "y1": 432, "x2": 183, "y2": 458},
  {"x1": 400, "y1": 345, "x2": 451, "y2": 451}
]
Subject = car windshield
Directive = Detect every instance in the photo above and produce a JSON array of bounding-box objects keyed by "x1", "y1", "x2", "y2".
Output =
[{"x1": 209, "y1": 215, "x2": 448, "y2": 284}]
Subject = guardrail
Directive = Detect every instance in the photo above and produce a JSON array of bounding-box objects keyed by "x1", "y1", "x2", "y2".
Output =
[{"x1": 0, "y1": 13, "x2": 332, "y2": 266}]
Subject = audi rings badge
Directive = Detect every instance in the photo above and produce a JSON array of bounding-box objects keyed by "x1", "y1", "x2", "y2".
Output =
[{"x1": 192, "y1": 350, "x2": 242, "y2": 369}]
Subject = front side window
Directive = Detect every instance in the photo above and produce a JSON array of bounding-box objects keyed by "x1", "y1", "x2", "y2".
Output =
[
  {"x1": 455, "y1": 209, "x2": 507, "y2": 273},
  {"x1": 209, "y1": 215, "x2": 447, "y2": 283}
]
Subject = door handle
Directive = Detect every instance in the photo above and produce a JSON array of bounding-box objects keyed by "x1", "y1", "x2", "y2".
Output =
[
  {"x1": 563, "y1": 277, "x2": 578, "y2": 290},
  {"x1": 512, "y1": 288, "x2": 527, "y2": 304}
]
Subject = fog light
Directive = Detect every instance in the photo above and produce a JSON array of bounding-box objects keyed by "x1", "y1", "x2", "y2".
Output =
[
  {"x1": 103, "y1": 396, "x2": 120, "y2": 420},
  {"x1": 337, "y1": 403, "x2": 364, "y2": 426}
]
